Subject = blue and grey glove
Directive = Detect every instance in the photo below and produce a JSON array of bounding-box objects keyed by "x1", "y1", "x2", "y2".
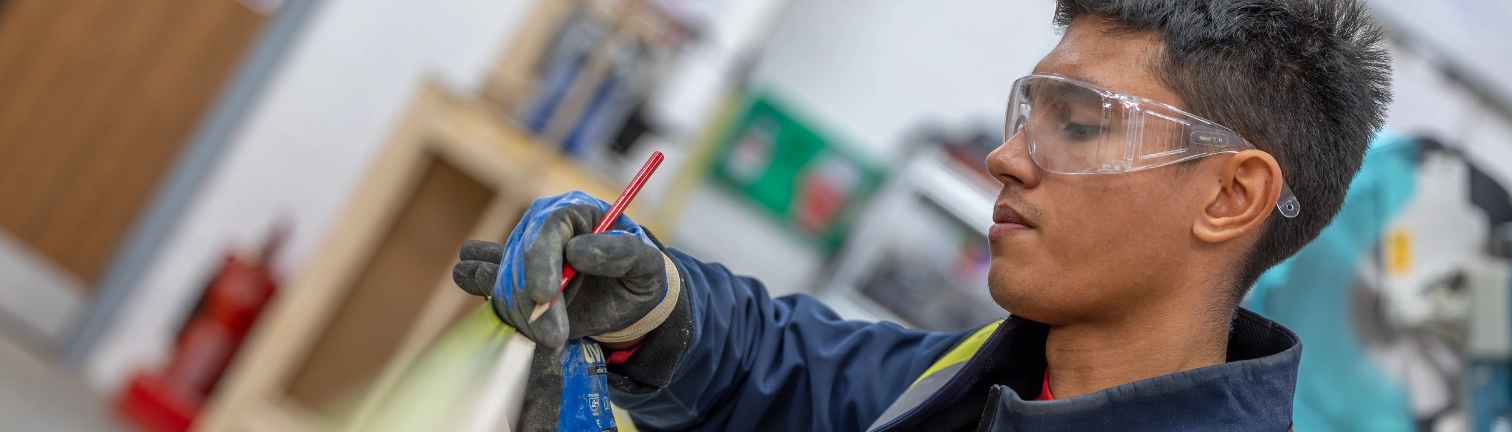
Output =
[
  {"x1": 451, "y1": 191, "x2": 679, "y2": 351},
  {"x1": 453, "y1": 192, "x2": 680, "y2": 432}
]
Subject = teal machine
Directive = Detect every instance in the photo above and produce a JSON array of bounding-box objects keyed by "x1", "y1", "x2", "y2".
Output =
[{"x1": 1248, "y1": 134, "x2": 1512, "y2": 431}]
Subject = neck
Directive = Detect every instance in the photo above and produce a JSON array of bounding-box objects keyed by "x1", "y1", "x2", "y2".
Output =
[{"x1": 1042, "y1": 289, "x2": 1231, "y2": 398}]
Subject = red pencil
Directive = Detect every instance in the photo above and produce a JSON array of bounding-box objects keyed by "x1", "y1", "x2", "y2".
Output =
[{"x1": 528, "y1": 151, "x2": 665, "y2": 322}]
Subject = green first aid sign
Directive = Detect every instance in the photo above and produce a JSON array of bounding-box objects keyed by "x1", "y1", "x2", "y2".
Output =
[{"x1": 711, "y1": 93, "x2": 883, "y2": 251}]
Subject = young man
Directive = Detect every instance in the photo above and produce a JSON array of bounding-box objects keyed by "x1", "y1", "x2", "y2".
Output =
[{"x1": 452, "y1": 0, "x2": 1392, "y2": 430}]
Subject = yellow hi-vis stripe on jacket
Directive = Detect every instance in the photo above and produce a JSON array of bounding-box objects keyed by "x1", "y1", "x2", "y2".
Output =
[
  {"x1": 869, "y1": 320, "x2": 1003, "y2": 430},
  {"x1": 911, "y1": 320, "x2": 1003, "y2": 387}
]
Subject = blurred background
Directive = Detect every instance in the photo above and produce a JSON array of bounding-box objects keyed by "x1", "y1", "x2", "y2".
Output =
[{"x1": 0, "y1": 0, "x2": 1508, "y2": 431}]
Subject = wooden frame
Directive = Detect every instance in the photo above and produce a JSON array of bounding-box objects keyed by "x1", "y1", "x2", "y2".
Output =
[{"x1": 196, "y1": 82, "x2": 624, "y2": 432}]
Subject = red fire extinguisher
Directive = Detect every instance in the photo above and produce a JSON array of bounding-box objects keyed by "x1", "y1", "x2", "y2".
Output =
[{"x1": 116, "y1": 224, "x2": 288, "y2": 432}]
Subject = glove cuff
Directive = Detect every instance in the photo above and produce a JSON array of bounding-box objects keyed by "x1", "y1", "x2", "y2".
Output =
[{"x1": 592, "y1": 252, "x2": 680, "y2": 343}]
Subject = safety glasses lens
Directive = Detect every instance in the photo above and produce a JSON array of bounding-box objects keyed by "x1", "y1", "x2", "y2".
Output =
[{"x1": 1013, "y1": 78, "x2": 1109, "y2": 173}]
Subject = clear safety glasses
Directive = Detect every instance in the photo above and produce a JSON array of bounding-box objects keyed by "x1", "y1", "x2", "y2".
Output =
[{"x1": 1004, "y1": 74, "x2": 1300, "y2": 218}]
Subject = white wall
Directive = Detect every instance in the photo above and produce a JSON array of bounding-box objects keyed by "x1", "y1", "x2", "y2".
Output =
[
  {"x1": 84, "y1": 0, "x2": 534, "y2": 391},
  {"x1": 750, "y1": 0, "x2": 1061, "y2": 160},
  {"x1": 1367, "y1": 0, "x2": 1512, "y2": 114},
  {"x1": 1384, "y1": 40, "x2": 1512, "y2": 188}
]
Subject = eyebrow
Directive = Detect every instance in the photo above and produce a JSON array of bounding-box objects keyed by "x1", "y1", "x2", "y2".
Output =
[{"x1": 1032, "y1": 79, "x2": 1103, "y2": 106}]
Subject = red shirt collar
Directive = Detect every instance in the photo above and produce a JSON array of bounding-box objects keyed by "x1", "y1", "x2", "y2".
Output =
[{"x1": 1036, "y1": 368, "x2": 1054, "y2": 401}]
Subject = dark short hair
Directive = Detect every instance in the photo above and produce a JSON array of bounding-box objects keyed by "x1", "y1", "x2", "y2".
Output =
[{"x1": 1054, "y1": 0, "x2": 1393, "y2": 301}]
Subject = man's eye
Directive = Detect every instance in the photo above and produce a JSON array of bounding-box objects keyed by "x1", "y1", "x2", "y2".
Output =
[{"x1": 1061, "y1": 122, "x2": 1101, "y2": 141}]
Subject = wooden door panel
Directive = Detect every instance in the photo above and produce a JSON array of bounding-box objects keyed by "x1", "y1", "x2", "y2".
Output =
[
  {"x1": 283, "y1": 157, "x2": 496, "y2": 416},
  {"x1": 0, "y1": 0, "x2": 264, "y2": 285},
  {"x1": 38, "y1": 0, "x2": 265, "y2": 280},
  {"x1": 1, "y1": 0, "x2": 177, "y2": 275}
]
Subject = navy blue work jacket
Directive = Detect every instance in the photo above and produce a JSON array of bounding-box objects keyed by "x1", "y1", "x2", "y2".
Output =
[{"x1": 606, "y1": 248, "x2": 1301, "y2": 431}]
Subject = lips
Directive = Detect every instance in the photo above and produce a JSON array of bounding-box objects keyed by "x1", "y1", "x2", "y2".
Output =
[
  {"x1": 989, "y1": 204, "x2": 1033, "y2": 239},
  {"x1": 993, "y1": 205, "x2": 1032, "y2": 228}
]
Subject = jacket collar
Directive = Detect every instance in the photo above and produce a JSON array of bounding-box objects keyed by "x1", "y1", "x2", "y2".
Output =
[{"x1": 876, "y1": 308, "x2": 1301, "y2": 431}]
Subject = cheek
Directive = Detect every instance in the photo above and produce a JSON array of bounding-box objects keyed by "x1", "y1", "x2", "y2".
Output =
[
  {"x1": 1040, "y1": 179, "x2": 1145, "y2": 262},
  {"x1": 985, "y1": 181, "x2": 1128, "y2": 316},
  {"x1": 987, "y1": 175, "x2": 1187, "y2": 320}
]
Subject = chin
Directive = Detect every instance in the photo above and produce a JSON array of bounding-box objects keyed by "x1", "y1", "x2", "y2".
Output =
[
  {"x1": 987, "y1": 267, "x2": 1036, "y2": 318},
  {"x1": 988, "y1": 260, "x2": 1077, "y2": 324}
]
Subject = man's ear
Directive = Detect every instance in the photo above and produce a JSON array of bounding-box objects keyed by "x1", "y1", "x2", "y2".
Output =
[{"x1": 1193, "y1": 150, "x2": 1283, "y2": 243}]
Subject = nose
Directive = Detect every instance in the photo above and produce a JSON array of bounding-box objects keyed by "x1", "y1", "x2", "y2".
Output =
[{"x1": 987, "y1": 120, "x2": 1041, "y2": 189}]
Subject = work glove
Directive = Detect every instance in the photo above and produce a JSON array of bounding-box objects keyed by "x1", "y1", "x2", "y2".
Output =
[
  {"x1": 451, "y1": 191, "x2": 680, "y2": 432},
  {"x1": 452, "y1": 191, "x2": 678, "y2": 351}
]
